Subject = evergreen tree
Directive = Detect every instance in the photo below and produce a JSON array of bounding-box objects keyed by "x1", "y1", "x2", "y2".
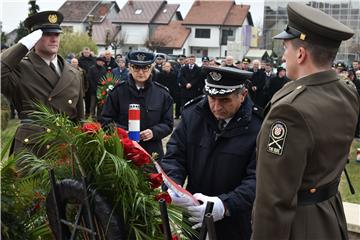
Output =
[
  {"x1": 28, "y1": 0, "x2": 39, "y2": 16},
  {"x1": 15, "y1": 22, "x2": 29, "y2": 43}
]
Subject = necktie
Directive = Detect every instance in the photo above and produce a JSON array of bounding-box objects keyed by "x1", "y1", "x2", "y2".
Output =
[{"x1": 50, "y1": 62, "x2": 59, "y2": 77}]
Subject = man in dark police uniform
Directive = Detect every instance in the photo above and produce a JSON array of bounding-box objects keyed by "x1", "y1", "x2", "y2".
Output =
[
  {"x1": 1, "y1": 11, "x2": 84, "y2": 156},
  {"x1": 161, "y1": 66, "x2": 262, "y2": 239},
  {"x1": 252, "y1": 3, "x2": 359, "y2": 240},
  {"x1": 101, "y1": 51, "x2": 173, "y2": 160}
]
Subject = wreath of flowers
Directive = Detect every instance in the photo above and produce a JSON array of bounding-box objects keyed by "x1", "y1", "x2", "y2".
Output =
[
  {"x1": 11, "y1": 104, "x2": 195, "y2": 239},
  {"x1": 97, "y1": 71, "x2": 120, "y2": 106}
]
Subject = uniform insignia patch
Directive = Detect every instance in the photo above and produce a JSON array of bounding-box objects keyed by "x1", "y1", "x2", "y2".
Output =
[
  {"x1": 48, "y1": 14, "x2": 58, "y2": 24},
  {"x1": 136, "y1": 53, "x2": 146, "y2": 61},
  {"x1": 267, "y1": 121, "x2": 287, "y2": 155},
  {"x1": 209, "y1": 71, "x2": 222, "y2": 81}
]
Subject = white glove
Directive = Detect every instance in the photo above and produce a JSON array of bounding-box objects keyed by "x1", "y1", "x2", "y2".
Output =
[
  {"x1": 168, "y1": 188, "x2": 196, "y2": 208},
  {"x1": 19, "y1": 29, "x2": 43, "y2": 50},
  {"x1": 187, "y1": 193, "x2": 225, "y2": 229}
]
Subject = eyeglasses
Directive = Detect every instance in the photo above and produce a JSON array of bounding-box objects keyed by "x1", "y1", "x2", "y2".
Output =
[{"x1": 131, "y1": 65, "x2": 151, "y2": 72}]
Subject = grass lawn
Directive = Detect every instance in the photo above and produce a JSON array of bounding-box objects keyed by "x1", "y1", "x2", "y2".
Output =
[{"x1": 340, "y1": 140, "x2": 360, "y2": 203}]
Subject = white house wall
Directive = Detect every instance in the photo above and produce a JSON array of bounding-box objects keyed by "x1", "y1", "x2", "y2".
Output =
[
  {"x1": 121, "y1": 24, "x2": 149, "y2": 45},
  {"x1": 62, "y1": 23, "x2": 86, "y2": 32},
  {"x1": 187, "y1": 26, "x2": 220, "y2": 48}
]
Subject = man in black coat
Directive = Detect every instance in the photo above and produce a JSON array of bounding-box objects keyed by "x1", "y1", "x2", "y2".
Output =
[
  {"x1": 264, "y1": 66, "x2": 289, "y2": 104},
  {"x1": 179, "y1": 55, "x2": 202, "y2": 108},
  {"x1": 161, "y1": 66, "x2": 261, "y2": 240},
  {"x1": 78, "y1": 47, "x2": 96, "y2": 116},
  {"x1": 249, "y1": 59, "x2": 267, "y2": 108},
  {"x1": 87, "y1": 57, "x2": 107, "y2": 119},
  {"x1": 101, "y1": 51, "x2": 173, "y2": 160}
]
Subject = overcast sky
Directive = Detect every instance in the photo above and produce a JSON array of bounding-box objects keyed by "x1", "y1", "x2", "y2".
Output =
[{"x1": 1, "y1": 0, "x2": 265, "y2": 33}]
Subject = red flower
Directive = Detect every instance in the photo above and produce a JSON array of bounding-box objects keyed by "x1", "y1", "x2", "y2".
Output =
[
  {"x1": 116, "y1": 127, "x2": 128, "y2": 139},
  {"x1": 82, "y1": 122, "x2": 101, "y2": 134},
  {"x1": 107, "y1": 77, "x2": 112, "y2": 82},
  {"x1": 155, "y1": 192, "x2": 172, "y2": 204},
  {"x1": 101, "y1": 80, "x2": 106, "y2": 85},
  {"x1": 172, "y1": 235, "x2": 179, "y2": 240},
  {"x1": 149, "y1": 173, "x2": 163, "y2": 189},
  {"x1": 121, "y1": 138, "x2": 151, "y2": 167},
  {"x1": 102, "y1": 91, "x2": 106, "y2": 95}
]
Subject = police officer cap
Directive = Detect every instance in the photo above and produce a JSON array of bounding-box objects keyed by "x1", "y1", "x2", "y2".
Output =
[
  {"x1": 242, "y1": 58, "x2": 251, "y2": 64},
  {"x1": 277, "y1": 66, "x2": 286, "y2": 72},
  {"x1": 203, "y1": 66, "x2": 252, "y2": 96},
  {"x1": 156, "y1": 53, "x2": 166, "y2": 60},
  {"x1": 336, "y1": 62, "x2": 347, "y2": 70},
  {"x1": 202, "y1": 56, "x2": 210, "y2": 62},
  {"x1": 24, "y1": 11, "x2": 63, "y2": 33},
  {"x1": 178, "y1": 54, "x2": 186, "y2": 59},
  {"x1": 127, "y1": 51, "x2": 155, "y2": 66},
  {"x1": 273, "y1": 2, "x2": 354, "y2": 48}
]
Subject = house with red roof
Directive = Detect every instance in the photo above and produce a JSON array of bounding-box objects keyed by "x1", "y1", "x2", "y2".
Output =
[{"x1": 182, "y1": 0, "x2": 254, "y2": 59}]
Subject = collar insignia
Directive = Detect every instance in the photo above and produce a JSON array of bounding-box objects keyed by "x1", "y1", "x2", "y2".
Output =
[
  {"x1": 209, "y1": 71, "x2": 222, "y2": 81},
  {"x1": 48, "y1": 14, "x2": 58, "y2": 24},
  {"x1": 136, "y1": 54, "x2": 146, "y2": 61}
]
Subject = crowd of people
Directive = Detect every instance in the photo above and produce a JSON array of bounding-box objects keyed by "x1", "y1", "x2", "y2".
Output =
[{"x1": 1, "y1": 3, "x2": 360, "y2": 240}]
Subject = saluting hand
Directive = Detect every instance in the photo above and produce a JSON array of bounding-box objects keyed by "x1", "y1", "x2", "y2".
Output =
[
  {"x1": 140, "y1": 129, "x2": 153, "y2": 141},
  {"x1": 19, "y1": 29, "x2": 43, "y2": 50}
]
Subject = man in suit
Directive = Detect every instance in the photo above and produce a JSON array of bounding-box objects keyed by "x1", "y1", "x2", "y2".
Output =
[
  {"x1": 179, "y1": 55, "x2": 202, "y2": 108},
  {"x1": 1, "y1": 11, "x2": 84, "y2": 156},
  {"x1": 252, "y1": 3, "x2": 359, "y2": 240}
]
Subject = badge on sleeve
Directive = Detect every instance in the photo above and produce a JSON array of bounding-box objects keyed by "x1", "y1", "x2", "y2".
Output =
[{"x1": 267, "y1": 121, "x2": 287, "y2": 155}]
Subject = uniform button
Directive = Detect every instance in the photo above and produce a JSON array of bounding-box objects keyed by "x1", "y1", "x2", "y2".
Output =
[
  {"x1": 68, "y1": 99, "x2": 72, "y2": 104},
  {"x1": 253, "y1": 107, "x2": 258, "y2": 111},
  {"x1": 296, "y1": 85, "x2": 303, "y2": 90},
  {"x1": 48, "y1": 97, "x2": 52, "y2": 101},
  {"x1": 309, "y1": 188, "x2": 317, "y2": 193},
  {"x1": 24, "y1": 138, "x2": 29, "y2": 143}
]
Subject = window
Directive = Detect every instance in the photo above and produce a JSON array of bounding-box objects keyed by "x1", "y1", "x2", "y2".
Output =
[
  {"x1": 195, "y1": 29, "x2": 210, "y2": 38},
  {"x1": 135, "y1": 9, "x2": 142, "y2": 15},
  {"x1": 221, "y1": 29, "x2": 234, "y2": 45}
]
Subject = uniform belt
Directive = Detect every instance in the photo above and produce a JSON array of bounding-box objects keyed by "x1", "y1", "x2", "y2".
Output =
[{"x1": 297, "y1": 180, "x2": 339, "y2": 206}]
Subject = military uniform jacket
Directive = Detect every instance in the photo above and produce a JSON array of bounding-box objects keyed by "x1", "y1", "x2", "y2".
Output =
[
  {"x1": 100, "y1": 76, "x2": 173, "y2": 160},
  {"x1": 252, "y1": 70, "x2": 359, "y2": 240},
  {"x1": 1, "y1": 43, "x2": 84, "y2": 154},
  {"x1": 161, "y1": 96, "x2": 262, "y2": 240}
]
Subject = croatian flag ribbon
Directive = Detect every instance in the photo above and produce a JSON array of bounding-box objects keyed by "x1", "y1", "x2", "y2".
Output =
[{"x1": 128, "y1": 104, "x2": 140, "y2": 142}]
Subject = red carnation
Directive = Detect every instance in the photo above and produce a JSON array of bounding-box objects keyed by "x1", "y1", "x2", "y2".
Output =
[
  {"x1": 149, "y1": 173, "x2": 163, "y2": 189},
  {"x1": 155, "y1": 192, "x2": 172, "y2": 204},
  {"x1": 107, "y1": 78, "x2": 112, "y2": 82},
  {"x1": 102, "y1": 91, "x2": 106, "y2": 95},
  {"x1": 116, "y1": 128, "x2": 128, "y2": 139},
  {"x1": 82, "y1": 122, "x2": 101, "y2": 134},
  {"x1": 172, "y1": 235, "x2": 179, "y2": 240},
  {"x1": 121, "y1": 138, "x2": 151, "y2": 167},
  {"x1": 101, "y1": 80, "x2": 106, "y2": 85}
]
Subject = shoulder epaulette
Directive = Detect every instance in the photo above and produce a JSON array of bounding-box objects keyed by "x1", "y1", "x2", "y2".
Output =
[
  {"x1": 153, "y1": 81, "x2": 169, "y2": 92},
  {"x1": 184, "y1": 95, "x2": 205, "y2": 108}
]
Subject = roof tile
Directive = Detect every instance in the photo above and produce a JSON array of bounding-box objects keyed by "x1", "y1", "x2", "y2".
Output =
[{"x1": 150, "y1": 21, "x2": 190, "y2": 48}]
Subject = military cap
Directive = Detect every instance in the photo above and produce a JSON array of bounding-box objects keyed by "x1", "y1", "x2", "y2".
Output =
[
  {"x1": 242, "y1": 58, "x2": 251, "y2": 64},
  {"x1": 273, "y1": 2, "x2": 354, "y2": 48},
  {"x1": 203, "y1": 66, "x2": 252, "y2": 96},
  {"x1": 178, "y1": 54, "x2": 186, "y2": 59},
  {"x1": 24, "y1": 11, "x2": 63, "y2": 33},
  {"x1": 202, "y1": 56, "x2": 210, "y2": 62},
  {"x1": 127, "y1": 51, "x2": 155, "y2": 66},
  {"x1": 336, "y1": 62, "x2": 347, "y2": 71},
  {"x1": 155, "y1": 53, "x2": 166, "y2": 60}
]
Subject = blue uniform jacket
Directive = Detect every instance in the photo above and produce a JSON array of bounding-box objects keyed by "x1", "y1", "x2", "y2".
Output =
[
  {"x1": 161, "y1": 95, "x2": 261, "y2": 240},
  {"x1": 100, "y1": 76, "x2": 173, "y2": 160}
]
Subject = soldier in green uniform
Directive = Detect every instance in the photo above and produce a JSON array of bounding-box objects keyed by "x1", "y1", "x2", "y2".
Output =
[
  {"x1": 252, "y1": 3, "x2": 359, "y2": 240},
  {"x1": 1, "y1": 11, "x2": 84, "y2": 156}
]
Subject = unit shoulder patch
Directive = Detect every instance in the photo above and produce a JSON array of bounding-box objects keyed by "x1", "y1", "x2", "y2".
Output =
[{"x1": 267, "y1": 121, "x2": 287, "y2": 155}]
